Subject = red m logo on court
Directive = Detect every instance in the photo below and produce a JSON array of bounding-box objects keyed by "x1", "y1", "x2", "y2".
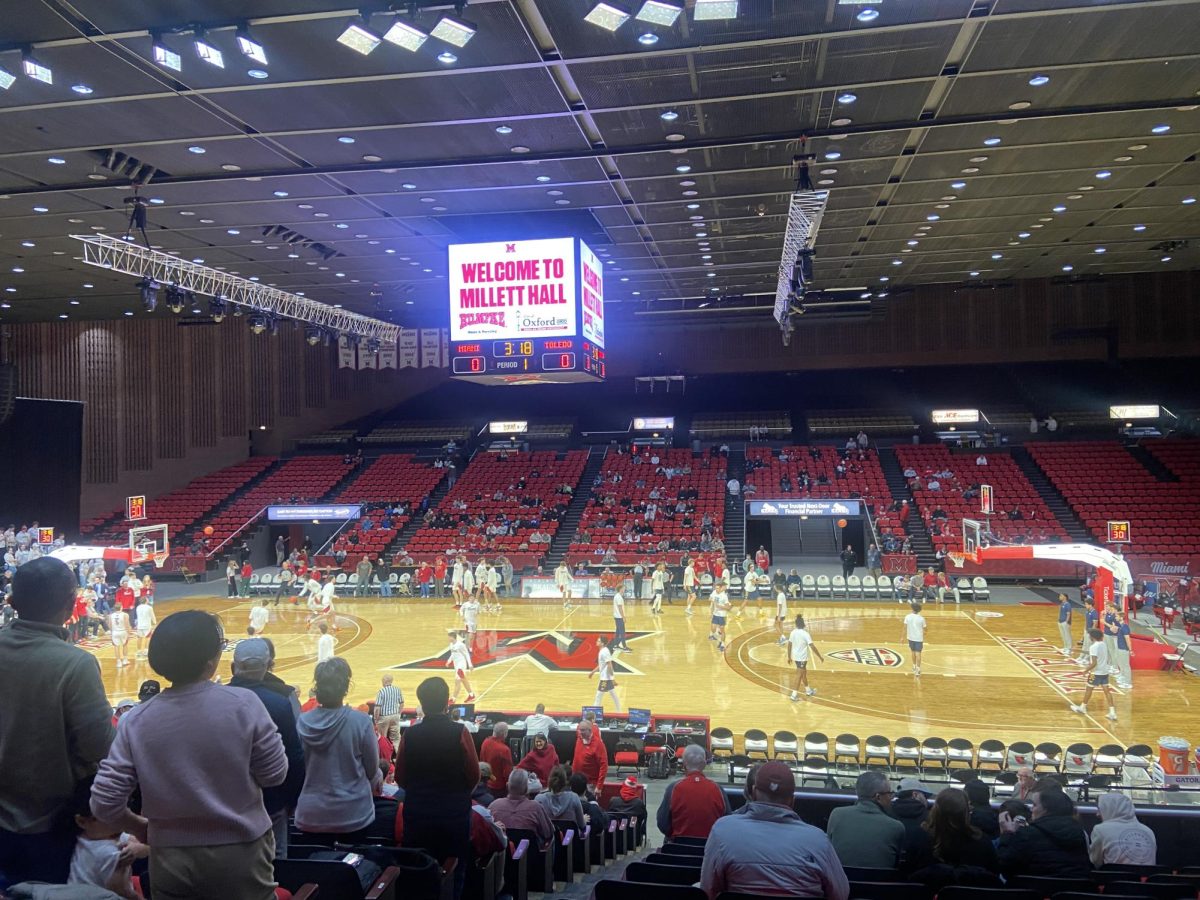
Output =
[{"x1": 388, "y1": 630, "x2": 650, "y2": 674}]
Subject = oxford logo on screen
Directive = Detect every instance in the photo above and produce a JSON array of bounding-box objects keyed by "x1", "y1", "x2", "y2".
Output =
[{"x1": 827, "y1": 647, "x2": 903, "y2": 668}]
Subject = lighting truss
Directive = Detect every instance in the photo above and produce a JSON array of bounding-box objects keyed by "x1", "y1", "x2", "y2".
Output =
[
  {"x1": 72, "y1": 234, "x2": 400, "y2": 344},
  {"x1": 774, "y1": 190, "x2": 829, "y2": 330}
]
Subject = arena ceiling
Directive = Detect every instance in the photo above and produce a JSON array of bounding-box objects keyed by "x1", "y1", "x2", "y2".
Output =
[{"x1": 0, "y1": 0, "x2": 1197, "y2": 325}]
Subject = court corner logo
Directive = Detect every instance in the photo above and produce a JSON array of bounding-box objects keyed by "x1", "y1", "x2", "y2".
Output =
[{"x1": 827, "y1": 647, "x2": 903, "y2": 668}]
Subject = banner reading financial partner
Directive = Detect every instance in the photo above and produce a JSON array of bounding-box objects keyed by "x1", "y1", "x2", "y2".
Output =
[
  {"x1": 266, "y1": 504, "x2": 363, "y2": 522},
  {"x1": 748, "y1": 499, "x2": 862, "y2": 517}
]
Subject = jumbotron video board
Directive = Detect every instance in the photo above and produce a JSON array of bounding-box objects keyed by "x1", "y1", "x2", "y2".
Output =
[{"x1": 447, "y1": 237, "x2": 606, "y2": 384}]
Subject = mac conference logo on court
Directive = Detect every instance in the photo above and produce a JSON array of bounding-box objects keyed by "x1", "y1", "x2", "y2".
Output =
[
  {"x1": 388, "y1": 630, "x2": 650, "y2": 674},
  {"x1": 827, "y1": 647, "x2": 903, "y2": 668}
]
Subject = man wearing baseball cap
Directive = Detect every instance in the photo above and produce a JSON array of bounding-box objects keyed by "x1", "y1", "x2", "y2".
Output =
[
  {"x1": 701, "y1": 761, "x2": 848, "y2": 900},
  {"x1": 892, "y1": 776, "x2": 933, "y2": 869}
]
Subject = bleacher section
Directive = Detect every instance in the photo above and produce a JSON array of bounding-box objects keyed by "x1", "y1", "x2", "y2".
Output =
[
  {"x1": 325, "y1": 454, "x2": 445, "y2": 562},
  {"x1": 1030, "y1": 440, "x2": 1200, "y2": 557},
  {"x1": 691, "y1": 410, "x2": 790, "y2": 439},
  {"x1": 1052, "y1": 409, "x2": 1113, "y2": 429},
  {"x1": 362, "y1": 421, "x2": 474, "y2": 445},
  {"x1": 523, "y1": 420, "x2": 575, "y2": 441},
  {"x1": 403, "y1": 450, "x2": 587, "y2": 564},
  {"x1": 296, "y1": 428, "x2": 356, "y2": 449},
  {"x1": 808, "y1": 409, "x2": 918, "y2": 437},
  {"x1": 568, "y1": 448, "x2": 726, "y2": 563},
  {"x1": 894, "y1": 446, "x2": 1068, "y2": 553}
]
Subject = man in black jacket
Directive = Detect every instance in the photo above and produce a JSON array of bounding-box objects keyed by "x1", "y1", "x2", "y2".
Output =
[
  {"x1": 229, "y1": 638, "x2": 305, "y2": 858},
  {"x1": 892, "y1": 777, "x2": 932, "y2": 871},
  {"x1": 997, "y1": 786, "x2": 1090, "y2": 878},
  {"x1": 964, "y1": 780, "x2": 999, "y2": 839}
]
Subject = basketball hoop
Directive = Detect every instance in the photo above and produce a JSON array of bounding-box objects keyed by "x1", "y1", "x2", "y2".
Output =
[{"x1": 947, "y1": 551, "x2": 976, "y2": 568}]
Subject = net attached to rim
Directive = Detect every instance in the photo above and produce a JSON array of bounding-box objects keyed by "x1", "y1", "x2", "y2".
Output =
[{"x1": 947, "y1": 550, "x2": 979, "y2": 568}]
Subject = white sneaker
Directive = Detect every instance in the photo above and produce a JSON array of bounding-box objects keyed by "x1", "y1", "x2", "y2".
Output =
[
  {"x1": 1069, "y1": 704, "x2": 1085, "y2": 713},
  {"x1": 806, "y1": 687, "x2": 816, "y2": 696},
  {"x1": 790, "y1": 691, "x2": 800, "y2": 701},
  {"x1": 1106, "y1": 710, "x2": 1118, "y2": 721}
]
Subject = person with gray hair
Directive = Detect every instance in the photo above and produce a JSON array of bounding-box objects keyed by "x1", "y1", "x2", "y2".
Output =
[
  {"x1": 825, "y1": 771, "x2": 905, "y2": 869},
  {"x1": 488, "y1": 768, "x2": 554, "y2": 843},
  {"x1": 657, "y1": 743, "x2": 730, "y2": 841}
]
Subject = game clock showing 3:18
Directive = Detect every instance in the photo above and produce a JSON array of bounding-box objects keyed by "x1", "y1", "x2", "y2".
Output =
[{"x1": 447, "y1": 236, "x2": 605, "y2": 384}]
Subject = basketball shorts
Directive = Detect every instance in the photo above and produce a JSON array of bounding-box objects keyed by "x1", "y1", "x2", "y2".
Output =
[
  {"x1": 111, "y1": 631, "x2": 128, "y2": 646},
  {"x1": 712, "y1": 615, "x2": 726, "y2": 626},
  {"x1": 794, "y1": 660, "x2": 808, "y2": 670},
  {"x1": 908, "y1": 640, "x2": 923, "y2": 652},
  {"x1": 1090, "y1": 674, "x2": 1110, "y2": 686},
  {"x1": 136, "y1": 626, "x2": 151, "y2": 638},
  {"x1": 598, "y1": 679, "x2": 616, "y2": 692}
]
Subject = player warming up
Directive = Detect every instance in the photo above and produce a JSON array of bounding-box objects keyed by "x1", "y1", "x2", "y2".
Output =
[
  {"x1": 589, "y1": 635, "x2": 621, "y2": 711},
  {"x1": 709, "y1": 579, "x2": 731, "y2": 652},
  {"x1": 447, "y1": 629, "x2": 476, "y2": 702},
  {"x1": 683, "y1": 558, "x2": 697, "y2": 616},
  {"x1": 904, "y1": 602, "x2": 927, "y2": 677},
  {"x1": 612, "y1": 586, "x2": 631, "y2": 652},
  {"x1": 775, "y1": 585, "x2": 790, "y2": 645},
  {"x1": 248, "y1": 601, "x2": 269, "y2": 636},
  {"x1": 1070, "y1": 627, "x2": 1118, "y2": 720},
  {"x1": 556, "y1": 561, "x2": 573, "y2": 610},
  {"x1": 460, "y1": 593, "x2": 480, "y2": 647},
  {"x1": 786, "y1": 614, "x2": 824, "y2": 701}
]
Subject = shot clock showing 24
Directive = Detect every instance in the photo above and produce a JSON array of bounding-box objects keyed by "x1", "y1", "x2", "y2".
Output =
[{"x1": 446, "y1": 237, "x2": 606, "y2": 385}]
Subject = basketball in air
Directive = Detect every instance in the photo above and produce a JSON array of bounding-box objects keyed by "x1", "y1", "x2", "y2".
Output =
[
  {"x1": 203, "y1": 525, "x2": 214, "y2": 535},
  {"x1": 837, "y1": 518, "x2": 847, "y2": 528}
]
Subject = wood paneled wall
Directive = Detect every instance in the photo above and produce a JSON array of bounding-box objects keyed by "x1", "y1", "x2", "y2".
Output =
[{"x1": 7, "y1": 318, "x2": 444, "y2": 518}]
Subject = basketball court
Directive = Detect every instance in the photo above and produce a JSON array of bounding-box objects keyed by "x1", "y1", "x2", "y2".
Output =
[{"x1": 89, "y1": 591, "x2": 1199, "y2": 753}]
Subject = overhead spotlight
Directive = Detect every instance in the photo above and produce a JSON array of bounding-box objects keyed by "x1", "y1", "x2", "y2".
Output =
[
  {"x1": 209, "y1": 295, "x2": 228, "y2": 322},
  {"x1": 248, "y1": 311, "x2": 268, "y2": 334},
  {"x1": 337, "y1": 17, "x2": 382, "y2": 55},
  {"x1": 137, "y1": 277, "x2": 161, "y2": 312},
  {"x1": 164, "y1": 284, "x2": 185, "y2": 314},
  {"x1": 22, "y1": 52, "x2": 53, "y2": 84},
  {"x1": 193, "y1": 31, "x2": 224, "y2": 68},
  {"x1": 584, "y1": 2, "x2": 631, "y2": 31},
  {"x1": 151, "y1": 34, "x2": 182, "y2": 71},
  {"x1": 694, "y1": 0, "x2": 739, "y2": 20},
  {"x1": 383, "y1": 18, "x2": 429, "y2": 52},
  {"x1": 635, "y1": 1, "x2": 683, "y2": 25},
  {"x1": 236, "y1": 27, "x2": 267, "y2": 65},
  {"x1": 305, "y1": 325, "x2": 323, "y2": 346},
  {"x1": 430, "y1": 13, "x2": 477, "y2": 47},
  {"x1": 0, "y1": 66, "x2": 17, "y2": 90}
]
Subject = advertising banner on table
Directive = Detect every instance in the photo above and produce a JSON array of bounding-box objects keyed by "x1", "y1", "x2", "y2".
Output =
[
  {"x1": 337, "y1": 335, "x2": 356, "y2": 369},
  {"x1": 448, "y1": 237, "x2": 577, "y2": 342},
  {"x1": 398, "y1": 329, "x2": 419, "y2": 369},
  {"x1": 579, "y1": 239, "x2": 605, "y2": 349},
  {"x1": 420, "y1": 329, "x2": 441, "y2": 368},
  {"x1": 267, "y1": 504, "x2": 362, "y2": 523},
  {"x1": 748, "y1": 499, "x2": 862, "y2": 517},
  {"x1": 378, "y1": 342, "x2": 397, "y2": 370}
]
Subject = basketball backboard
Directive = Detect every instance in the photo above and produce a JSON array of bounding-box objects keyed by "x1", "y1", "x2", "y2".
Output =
[{"x1": 129, "y1": 523, "x2": 169, "y2": 567}]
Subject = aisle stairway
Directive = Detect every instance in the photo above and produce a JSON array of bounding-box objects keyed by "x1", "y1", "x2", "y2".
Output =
[
  {"x1": 1126, "y1": 444, "x2": 1181, "y2": 482},
  {"x1": 878, "y1": 448, "x2": 936, "y2": 570},
  {"x1": 799, "y1": 518, "x2": 838, "y2": 556},
  {"x1": 723, "y1": 448, "x2": 746, "y2": 559},
  {"x1": 1009, "y1": 446, "x2": 1092, "y2": 542},
  {"x1": 544, "y1": 446, "x2": 607, "y2": 569}
]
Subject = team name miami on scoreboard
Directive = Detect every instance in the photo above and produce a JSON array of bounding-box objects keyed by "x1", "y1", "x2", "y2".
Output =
[{"x1": 447, "y1": 237, "x2": 606, "y2": 384}]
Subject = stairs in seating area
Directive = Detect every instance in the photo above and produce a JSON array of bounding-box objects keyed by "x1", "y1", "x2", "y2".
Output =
[
  {"x1": 385, "y1": 472, "x2": 453, "y2": 563},
  {"x1": 544, "y1": 446, "x2": 608, "y2": 569},
  {"x1": 1009, "y1": 446, "x2": 1092, "y2": 542},
  {"x1": 1126, "y1": 444, "x2": 1181, "y2": 482},
  {"x1": 798, "y1": 519, "x2": 837, "y2": 555},
  {"x1": 723, "y1": 448, "x2": 746, "y2": 559},
  {"x1": 878, "y1": 448, "x2": 937, "y2": 570}
]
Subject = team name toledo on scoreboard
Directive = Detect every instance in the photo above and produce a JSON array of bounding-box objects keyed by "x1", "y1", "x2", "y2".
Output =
[{"x1": 458, "y1": 256, "x2": 569, "y2": 330}]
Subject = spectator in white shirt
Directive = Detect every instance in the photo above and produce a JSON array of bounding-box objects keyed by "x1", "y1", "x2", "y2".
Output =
[{"x1": 523, "y1": 703, "x2": 557, "y2": 738}]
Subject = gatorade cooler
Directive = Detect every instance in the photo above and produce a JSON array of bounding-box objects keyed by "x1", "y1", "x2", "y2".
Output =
[{"x1": 1157, "y1": 736, "x2": 1190, "y2": 775}]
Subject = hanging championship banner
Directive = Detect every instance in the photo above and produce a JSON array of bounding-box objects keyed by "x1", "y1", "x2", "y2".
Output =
[
  {"x1": 378, "y1": 341, "x2": 398, "y2": 370},
  {"x1": 439, "y1": 328, "x2": 449, "y2": 368},
  {"x1": 357, "y1": 346, "x2": 378, "y2": 370},
  {"x1": 398, "y1": 329, "x2": 419, "y2": 369},
  {"x1": 420, "y1": 329, "x2": 441, "y2": 368},
  {"x1": 337, "y1": 335, "x2": 356, "y2": 369}
]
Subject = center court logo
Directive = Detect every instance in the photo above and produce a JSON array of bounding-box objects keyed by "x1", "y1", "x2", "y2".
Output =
[
  {"x1": 387, "y1": 629, "x2": 649, "y2": 674},
  {"x1": 827, "y1": 647, "x2": 903, "y2": 668}
]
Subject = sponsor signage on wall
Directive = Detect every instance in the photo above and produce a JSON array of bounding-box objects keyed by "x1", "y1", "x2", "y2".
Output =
[
  {"x1": 1109, "y1": 404, "x2": 1160, "y2": 419},
  {"x1": 267, "y1": 504, "x2": 362, "y2": 522},
  {"x1": 633, "y1": 417, "x2": 675, "y2": 430},
  {"x1": 932, "y1": 408, "x2": 981, "y2": 425},
  {"x1": 748, "y1": 499, "x2": 862, "y2": 517},
  {"x1": 489, "y1": 421, "x2": 529, "y2": 435}
]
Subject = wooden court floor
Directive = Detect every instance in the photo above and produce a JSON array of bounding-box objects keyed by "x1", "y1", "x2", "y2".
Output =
[{"x1": 90, "y1": 594, "x2": 1200, "y2": 752}]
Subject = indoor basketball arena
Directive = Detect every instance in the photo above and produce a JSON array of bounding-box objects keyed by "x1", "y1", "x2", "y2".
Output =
[{"x1": 1, "y1": 1, "x2": 1200, "y2": 898}]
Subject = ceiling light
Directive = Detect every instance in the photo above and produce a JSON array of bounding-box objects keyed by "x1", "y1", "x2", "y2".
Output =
[
  {"x1": 32, "y1": 207, "x2": 47, "y2": 213},
  {"x1": 20, "y1": 241, "x2": 34, "y2": 248},
  {"x1": 1053, "y1": 205, "x2": 1066, "y2": 212},
  {"x1": 837, "y1": 92, "x2": 857, "y2": 105},
  {"x1": 637, "y1": 32, "x2": 660, "y2": 45},
  {"x1": 991, "y1": 253, "x2": 1002, "y2": 260},
  {"x1": 273, "y1": 190, "x2": 289, "y2": 197},
  {"x1": 247, "y1": 68, "x2": 269, "y2": 79},
  {"x1": 138, "y1": 277, "x2": 160, "y2": 312},
  {"x1": 1008, "y1": 101, "x2": 1031, "y2": 110},
  {"x1": 950, "y1": 181, "x2": 966, "y2": 190},
  {"x1": 1182, "y1": 197, "x2": 1196, "y2": 204},
  {"x1": 71, "y1": 83, "x2": 94, "y2": 94},
  {"x1": 0, "y1": 68, "x2": 15, "y2": 90},
  {"x1": 22, "y1": 53, "x2": 52, "y2": 84},
  {"x1": 337, "y1": 135, "x2": 356, "y2": 144},
  {"x1": 1114, "y1": 155, "x2": 1133, "y2": 162},
  {"x1": 437, "y1": 51, "x2": 458, "y2": 63},
  {"x1": 187, "y1": 145, "x2": 206, "y2": 154},
  {"x1": 1018, "y1": 232, "x2": 1031, "y2": 238},
  {"x1": 675, "y1": 164, "x2": 692, "y2": 173},
  {"x1": 695, "y1": 0, "x2": 738, "y2": 19},
  {"x1": 151, "y1": 35, "x2": 182, "y2": 71},
  {"x1": 1095, "y1": 170, "x2": 1112, "y2": 179},
  {"x1": 1161, "y1": 256, "x2": 1172, "y2": 262},
  {"x1": 236, "y1": 27, "x2": 267, "y2": 65},
  {"x1": 337, "y1": 19, "x2": 382, "y2": 55},
  {"x1": 926, "y1": 214, "x2": 939, "y2": 221},
  {"x1": 907, "y1": 240, "x2": 918, "y2": 247},
  {"x1": 1095, "y1": 247, "x2": 1106, "y2": 254},
  {"x1": 1151, "y1": 124, "x2": 1171, "y2": 134},
  {"x1": 430, "y1": 14, "x2": 477, "y2": 47},
  {"x1": 660, "y1": 110, "x2": 680, "y2": 122},
  {"x1": 1028, "y1": 74, "x2": 1050, "y2": 86},
  {"x1": 1128, "y1": 144, "x2": 1148, "y2": 151},
  {"x1": 824, "y1": 151, "x2": 842, "y2": 160},
  {"x1": 495, "y1": 125, "x2": 513, "y2": 135},
  {"x1": 1133, "y1": 224, "x2": 1146, "y2": 231},
  {"x1": 221, "y1": 163, "x2": 240, "y2": 171},
  {"x1": 983, "y1": 137, "x2": 1001, "y2": 146},
  {"x1": 384, "y1": 19, "x2": 428, "y2": 51},
  {"x1": 47, "y1": 157, "x2": 65, "y2": 165},
  {"x1": 585, "y1": 3, "x2": 630, "y2": 30},
  {"x1": 193, "y1": 32, "x2": 224, "y2": 68},
  {"x1": 636, "y1": 1, "x2": 682, "y2": 25},
  {"x1": 856, "y1": 8, "x2": 879, "y2": 22},
  {"x1": 969, "y1": 271, "x2": 980, "y2": 277}
]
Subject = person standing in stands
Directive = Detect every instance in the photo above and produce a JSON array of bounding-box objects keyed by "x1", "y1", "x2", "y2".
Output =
[
  {"x1": 0, "y1": 558, "x2": 115, "y2": 885},
  {"x1": 395, "y1": 676, "x2": 480, "y2": 899},
  {"x1": 572, "y1": 719, "x2": 608, "y2": 791},
  {"x1": 91, "y1": 610, "x2": 287, "y2": 899},
  {"x1": 480, "y1": 722, "x2": 514, "y2": 794},
  {"x1": 657, "y1": 744, "x2": 730, "y2": 841}
]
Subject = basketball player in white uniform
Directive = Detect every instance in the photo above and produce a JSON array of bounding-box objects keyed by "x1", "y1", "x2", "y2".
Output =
[
  {"x1": 904, "y1": 602, "x2": 927, "y2": 677},
  {"x1": 775, "y1": 587, "x2": 790, "y2": 645},
  {"x1": 249, "y1": 602, "x2": 270, "y2": 636},
  {"x1": 451, "y1": 558, "x2": 465, "y2": 604},
  {"x1": 447, "y1": 630, "x2": 476, "y2": 702},
  {"x1": 460, "y1": 595, "x2": 480, "y2": 643},
  {"x1": 589, "y1": 635, "x2": 621, "y2": 711},
  {"x1": 555, "y1": 562, "x2": 573, "y2": 609},
  {"x1": 709, "y1": 581, "x2": 731, "y2": 652},
  {"x1": 133, "y1": 600, "x2": 156, "y2": 658},
  {"x1": 461, "y1": 565, "x2": 475, "y2": 603},
  {"x1": 110, "y1": 607, "x2": 131, "y2": 668},
  {"x1": 786, "y1": 614, "x2": 824, "y2": 701},
  {"x1": 650, "y1": 563, "x2": 667, "y2": 614},
  {"x1": 682, "y1": 558, "x2": 697, "y2": 615},
  {"x1": 484, "y1": 563, "x2": 501, "y2": 613}
]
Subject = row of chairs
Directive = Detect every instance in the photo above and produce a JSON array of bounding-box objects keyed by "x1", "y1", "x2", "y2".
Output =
[
  {"x1": 793, "y1": 574, "x2": 990, "y2": 602},
  {"x1": 711, "y1": 730, "x2": 1156, "y2": 780}
]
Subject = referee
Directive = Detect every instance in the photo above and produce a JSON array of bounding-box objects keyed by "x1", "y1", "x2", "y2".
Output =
[{"x1": 375, "y1": 674, "x2": 404, "y2": 744}]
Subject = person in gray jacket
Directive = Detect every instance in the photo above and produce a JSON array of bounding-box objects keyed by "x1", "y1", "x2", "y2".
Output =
[
  {"x1": 826, "y1": 771, "x2": 906, "y2": 869},
  {"x1": 701, "y1": 761, "x2": 848, "y2": 900},
  {"x1": 534, "y1": 765, "x2": 585, "y2": 831}
]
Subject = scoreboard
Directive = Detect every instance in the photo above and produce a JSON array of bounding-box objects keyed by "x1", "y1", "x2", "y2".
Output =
[{"x1": 447, "y1": 236, "x2": 606, "y2": 384}]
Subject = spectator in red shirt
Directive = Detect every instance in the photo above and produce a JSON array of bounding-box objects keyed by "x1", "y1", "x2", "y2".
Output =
[
  {"x1": 516, "y1": 733, "x2": 559, "y2": 787},
  {"x1": 115, "y1": 585, "x2": 135, "y2": 613},
  {"x1": 480, "y1": 722, "x2": 514, "y2": 793},
  {"x1": 572, "y1": 720, "x2": 608, "y2": 790},
  {"x1": 240, "y1": 562, "x2": 253, "y2": 598},
  {"x1": 433, "y1": 557, "x2": 447, "y2": 599},
  {"x1": 70, "y1": 591, "x2": 90, "y2": 644},
  {"x1": 755, "y1": 546, "x2": 770, "y2": 571},
  {"x1": 657, "y1": 744, "x2": 730, "y2": 841},
  {"x1": 923, "y1": 568, "x2": 938, "y2": 602},
  {"x1": 417, "y1": 562, "x2": 433, "y2": 599}
]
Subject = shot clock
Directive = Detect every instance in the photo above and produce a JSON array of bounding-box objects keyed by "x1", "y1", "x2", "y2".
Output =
[{"x1": 447, "y1": 237, "x2": 605, "y2": 384}]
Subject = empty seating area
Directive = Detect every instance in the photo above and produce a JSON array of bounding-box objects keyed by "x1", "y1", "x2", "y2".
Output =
[
  {"x1": 1030, "y1": 440, "x2": 1200, "y2": 556},
  {"x1": 569, "y1": 448, "x2": 726, "y2": 563},
  {"x1": 808, "y1": 409, "x2": 918, "y2": 437},
  {"x1": 362, "y1": 421, "x2": 474, "y2": 445},
  {"x1": 325, "y1": 454, "x2": 446, "y2": 563},
  {"x1": 185, "y1": 455, "x2": 356, "y2": 549},
  {"x1": 691, "y1": 410, "x2": 790, "y2": 439},
  {"x1": 296, "y1": 428, "x2": 356, "y2": 448},
  {"x1": 1052, "y1": 409, "x2": 1113, "y2": 429},
  {"x1": 403, "y1": 450, "x2": 587, "y2": 561},
  {"x1": 523, "y1": 419, "x2": 575, "y2": 441},
  {"x1": 894, "y1": 446, "x2": 1067, "y2": 552}
]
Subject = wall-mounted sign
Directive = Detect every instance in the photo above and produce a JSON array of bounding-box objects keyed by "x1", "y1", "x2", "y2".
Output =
[
  {"x1": 1109, "y1": 405, "x2": 1160, "y2": 419},
  {"x1": 748, "y1": 499, "x2": 861, "y2": 517},
  {"x1": 932, "y1": 408, "x2": 981, "y2": 425},
  {"x1": 488, "y1": 421, "x2": 529, "y2": 434},
  {"x1": 633, "y1": 417, "x2": 675, "y2": 430},
  {"x1": 267, "y1": 505, "x2": 362, "y2": 522}
]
